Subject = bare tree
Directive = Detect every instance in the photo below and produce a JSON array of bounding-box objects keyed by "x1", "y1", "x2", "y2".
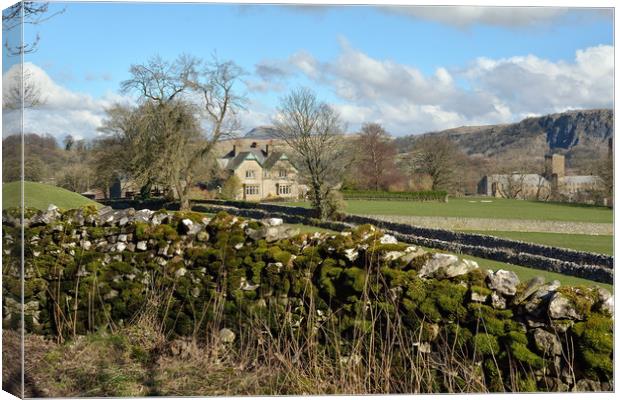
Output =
[
  {"x1": 353, "y1": 123, "x2": 400, "y2": 191},
  {"x1": 111, "y1": 54, "x2": 246, "y2": 210},
  {"x1": 407, "y1": 135, "x2": 460, "y2": 192},
  {"x1": 273, "y1": 87, "x2": 347, "y2": 219},
  {"x1": 3, "y1": 1, "x2": 64, "y2": 55}
]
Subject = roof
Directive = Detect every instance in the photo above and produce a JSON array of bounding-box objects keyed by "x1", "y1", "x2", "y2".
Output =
[
  {"x1": 221, "y1": 149, "x2": 291, "y2": 171},
  {"x1": 561, "y1": 175, "x2": 601, "y2": 184},
  {"x1": 486, "y1": 174, "x2": 548, "y2": 186}
]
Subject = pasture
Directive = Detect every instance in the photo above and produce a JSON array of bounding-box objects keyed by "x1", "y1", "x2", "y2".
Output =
[{"x1": 285, "y1": 197, "x2": 613, "y2": 223}]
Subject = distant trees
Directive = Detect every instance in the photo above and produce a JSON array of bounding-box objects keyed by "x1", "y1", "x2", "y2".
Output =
[
  {"x1": 100, "y1": 54, "x2": 246, "y2": 209},
  {"x1": 406, "y1": 136, "x2": 461, "y2": 192},
  {"x1": 352, "y1": 123, "x2": 401, "y2": 191},
  {"x1": 274, "y1": 87, "x2": 347, "y2": 220}
]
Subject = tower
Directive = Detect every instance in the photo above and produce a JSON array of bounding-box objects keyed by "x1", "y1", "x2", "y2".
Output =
[{"x1": 544, "y1": 153, "x2": 565, "y2": 179}]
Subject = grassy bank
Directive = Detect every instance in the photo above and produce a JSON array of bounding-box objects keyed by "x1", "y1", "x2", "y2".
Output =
[{"x1": 2, "y1": 181, "x2": 101, "y2": 210}]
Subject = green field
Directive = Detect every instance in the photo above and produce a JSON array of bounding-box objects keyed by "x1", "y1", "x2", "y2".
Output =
[
  {"x1": 2, "y1": 181, "x2": 101, "y2": 211},
  {"x1": 461, "y1": 230, "x2": 613, "y2": 255},
  {"x1": 284, "y1": 197, "x2": 613, "y2": 223}
]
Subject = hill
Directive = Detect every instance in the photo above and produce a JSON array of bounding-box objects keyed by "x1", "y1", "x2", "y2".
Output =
[
  {"x1": 243, "y1": 126, "x2": 284, "y2": 139},
  {"x1": 2, "y1": 181, "x2": 101, "y2": 210},
  {"x1": 394, "y1": 109, "x2": 613, "y2": 168}
]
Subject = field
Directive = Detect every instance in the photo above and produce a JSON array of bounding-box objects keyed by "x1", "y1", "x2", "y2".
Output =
[
  {"x1": 285, "y1": 197, "x2": 613, "y2": 223},
  {"x1": 2, "y1": 181, "x2": 101, "y2": 210},
  {"x1": 461, "y1": 230, "x2": 613, "y2": 255}
]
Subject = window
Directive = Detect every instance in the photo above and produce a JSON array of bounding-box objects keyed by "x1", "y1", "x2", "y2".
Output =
[
  {"x1": 245, "y1": 185, "x2": 259, "y2": 196},
  {"x1": 245, "y1": 170, "x2": 256, "y2": 179},
  {"x1": 278, "y1": 185, "x2": 292, "y2": 195},
  {"x1": 278, "y1": 169, "x2": 288, "y2": 178}
]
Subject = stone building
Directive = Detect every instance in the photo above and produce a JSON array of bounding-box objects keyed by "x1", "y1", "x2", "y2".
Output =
[
  {"x1": 217, "y1": 142, "x2": 302, "y2": 201},
  {"x1": 478, "y1": 153, "x2": 603, "y2": 202}
]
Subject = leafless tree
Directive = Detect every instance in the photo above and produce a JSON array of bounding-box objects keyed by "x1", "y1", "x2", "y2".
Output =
[
  {"x1": 273, "y1": 87, "x2": 347, "y2": 219},
  {"x1": 111, "y1": 54, "x2": 246, "y2": 209},
  {"x1": 3, "y1": 1, "x2": 64, "y2": 55},
  {"x1": 3, "y1": 63, "x2": 44, "y2": 110},
  {"x1": 407, "y1": 135, "x2": 460, "y2": 192},
  {"x1": 353, "y1": 123, "x2": 400, "y2": 191}
]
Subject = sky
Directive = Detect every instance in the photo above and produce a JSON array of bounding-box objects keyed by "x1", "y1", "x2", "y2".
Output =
[{"x1": 1, "y1": 2, "x2": 615, "y2": 141}]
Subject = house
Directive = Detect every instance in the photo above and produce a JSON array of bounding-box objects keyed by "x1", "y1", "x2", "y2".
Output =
[
  {"x1": 478, "y1": 153, "x2": 603, "y2": 202},
  {"x1": 217, "y1": 142, "x2": 302, "y2": 201}
]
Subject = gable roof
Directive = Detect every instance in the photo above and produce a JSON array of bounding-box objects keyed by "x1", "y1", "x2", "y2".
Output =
[{"x1": 221, "y1": 149, "x2": 293, "y2": 171}]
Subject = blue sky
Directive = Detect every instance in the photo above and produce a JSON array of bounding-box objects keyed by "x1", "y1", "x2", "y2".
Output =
[{"x1": 2, "y1": 2, "x2": 614, "y2": 139}]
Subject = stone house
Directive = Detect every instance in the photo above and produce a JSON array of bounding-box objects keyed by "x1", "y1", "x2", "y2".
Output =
[
  {"x1": 478, "y1": 153, "x2": 603, "y2": 201},
  {"x1": 217, "y1": 142, "x2": 302, "y2": 201}
]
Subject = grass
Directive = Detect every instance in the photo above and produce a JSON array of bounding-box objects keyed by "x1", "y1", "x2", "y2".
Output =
[
  {"x1": 283, "y1": 197, "x2": 613, "y2": 223},
  {"x1": 460, "y1": 230, "x2": 613, "y2": 255},
  {"x1": 2, "y1": 181, "x2": 101, "y2": 211}
]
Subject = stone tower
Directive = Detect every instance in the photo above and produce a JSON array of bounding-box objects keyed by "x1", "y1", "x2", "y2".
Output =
[{"x1": 544, "y1": 153, "x2": 565, "y2": 179}]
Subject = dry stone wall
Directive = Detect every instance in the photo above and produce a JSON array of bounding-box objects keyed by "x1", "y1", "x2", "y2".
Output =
[{"x1": 2, "y1": 205, "x2": 614, "y2": 392}]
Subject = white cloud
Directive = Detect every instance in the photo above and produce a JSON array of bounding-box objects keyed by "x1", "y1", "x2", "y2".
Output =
[
  {"x1": 2, "y1": 62, "x2": 131, "y2": 140},
  {"x1": 276, "y1": 41, "x2": 613, "y2": 135},
  {"x1": 382, "y1": 6, "x2": 610, "y2": 28}
]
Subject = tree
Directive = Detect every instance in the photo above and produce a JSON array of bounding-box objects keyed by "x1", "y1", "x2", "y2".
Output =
[
  {"x1": 353, "y1": 123, "x2": 400, "y2": 191},
  {"x1": 63, "y1": 135, "x2": 75, "y2": 151},
  {"x1": 273, "y1": 87, "x2": 347, "y2": 220},
  {"x1": 219, "y1": 175, "x2": 241, "y2": 200},
  {"x1": 108, "y1": 54, "x2": 245, "y2": 210},
  {"x1": 3, "y1": 2, "x2": 64, "y2": 111},
  {"x1": 407, "y1": 136, "x2": 461, "y2": 191}
]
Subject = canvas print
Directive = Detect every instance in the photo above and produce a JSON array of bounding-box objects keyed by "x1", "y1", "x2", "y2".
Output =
[{"x1": 1, "y1": 1, "x2": 615, "y2": 397}]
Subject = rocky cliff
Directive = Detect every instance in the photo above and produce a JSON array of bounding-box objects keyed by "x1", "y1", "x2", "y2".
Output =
[{"x1": 395, "y1": 109, "x2": 613, "y2": 163}]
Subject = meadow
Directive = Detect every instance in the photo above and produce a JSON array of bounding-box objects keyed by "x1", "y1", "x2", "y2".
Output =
[{"x1": 284, "y1": 197, "x2": 613, "y2": 223}]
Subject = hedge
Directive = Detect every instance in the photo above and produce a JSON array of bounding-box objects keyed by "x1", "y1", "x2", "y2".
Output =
[{"x1": 341, "y1": 190, "x2": 448, "y2": 202}]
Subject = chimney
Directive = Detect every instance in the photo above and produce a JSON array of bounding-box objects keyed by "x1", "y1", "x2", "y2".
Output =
[
  {"x1": 265, "y1": 144, "x2": 270, "y2": 156},
  {"x1": 232, "y1": 145, "x2": 236, "y2": 157}
]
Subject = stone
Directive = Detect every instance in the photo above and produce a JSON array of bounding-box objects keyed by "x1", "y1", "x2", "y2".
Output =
[
  {"x1": 134, "y1": 209, "x2": 154, "y2": 223},
  {"x1": 344, "y1": 248, "x2": 359, "y2": 262},
  {"x1": 540, "y1": 377, "x2": 569, "y2": 392},
  {"x1": 444, "y1": 259, "x2": 478, "y2": 278},
  {"x1": 126, "y1": 243, "x2": 136, "y2": 252},
  {"x1": 594, "y1": 287, "x2": 614, "y2": 316},
  {"x1": 175, "y1": 267, "x2": 187, "y2": 278},
  {"x1": 239, "y1": 277, "x2": 259, "y2": 291},
  {"x1": 179, "y1": 219, "x2": 194, "y2": 235},
  {"x1": 487, "y1": 270, "x2": 519, "y2": 296},
  {"x1": 532, "y1": 328, "x2": 562, "y2": 355},
  {"x1": 103, "y1": 289, "x2": 119, "y2": 300},
  {"x1": 573, "y1": 379, "x2": 602, "y2": 392},
  {"x1": 117, "y1": 234, "x2": 128, "y2": 242},
  {"x1": 490, "y1": 292, "x2": 506, "y2": 309},
  {"x1": 136, "y1": 241, "x2": 148, "y2": 251},
  {"x1": 379, "y1": 234, "x2": 398, "y2": 244},
  {"x1": 418, "y1": 253, "x2": 458, "y2": 278},
  {"x1": 113, "y1": 242, "x2": 127, "y2": 253},
  {"x1": 263, "y1": 217, "x2": 283, "y2": 226},
  {"x1": 219, "y1": 328, "x2": 236, "y2": 343},
  {"x1": 471, "y1": 291, "x2": 488, "y2": 303},
  {"x1": 548, "y1": 293, "x2": 583, "y2": 320},
  {"x1": 514, "y1": 276, "x2": 545, "y2": 304},
  {"x1": 196, "y1": 231, "x2": 209, "y2": 242},
  {"x1": 82, "y1": 240, "x2": 92, "y2": 250}
]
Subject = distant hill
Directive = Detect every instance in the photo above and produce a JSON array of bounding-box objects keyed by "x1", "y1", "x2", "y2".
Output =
[
  {"x1": 2, "y1": 181, "x2": 101, "y2": 210},
  {"x1": 394, "y1": 109, "x2": 613, "y2": 166},
  {"x1": 244, "y1": 126, "x2": 284, "y2": 139}
]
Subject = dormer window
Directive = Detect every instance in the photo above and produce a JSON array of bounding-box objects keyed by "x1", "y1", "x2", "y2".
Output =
[
  {"x1": 246, "y1": 170, "x2": 256, "y2": 179},
  {"x1": 278, "y1": 169, "x2": 287, "y2": 178}
]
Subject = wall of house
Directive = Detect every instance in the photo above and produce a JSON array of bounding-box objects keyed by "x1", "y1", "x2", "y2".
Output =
[
  {"x1": 262, "y1": 159, "x2": 300, "y2": 199},
  {"x1": 233, "y1": 159, "x2": 264, "y2": 201}
]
